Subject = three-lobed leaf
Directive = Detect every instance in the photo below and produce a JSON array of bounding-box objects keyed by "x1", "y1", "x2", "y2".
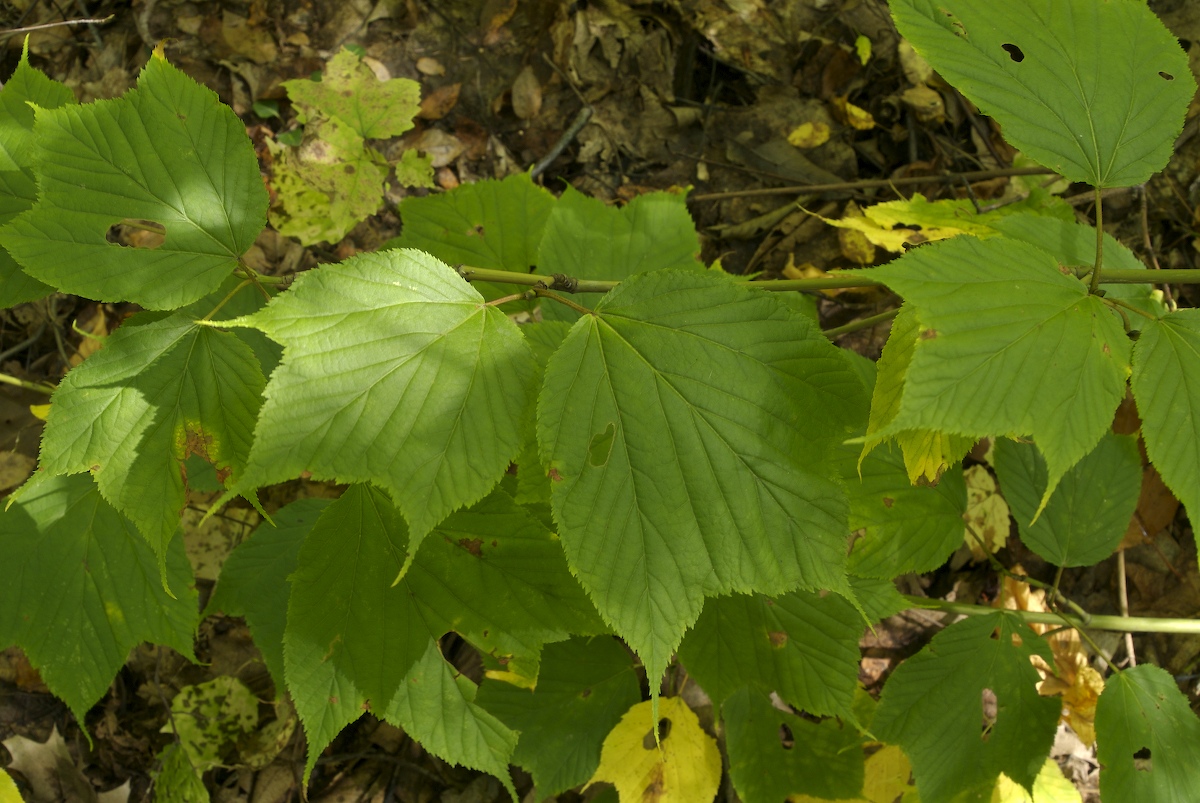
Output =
[
  {"x1": 890, "y1": 0, "x2": 1194, "y2": 187},
  {"x1": 0, "y1": 474, "x2": 198, "y2": 723},
  {"x1": 539, "y1": 269, "x2": 867, "y2": 684},
  {"x1": 0, "y1": 52, "x2": 267, "y2": 309},
  {"x1": 227, "y1": 248, "x2": 536, "y2": 546}
]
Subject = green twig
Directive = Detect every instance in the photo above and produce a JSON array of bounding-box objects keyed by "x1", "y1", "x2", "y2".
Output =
[
  {"x1": 534, "y1": 288, "x2": 594, "y2": 317},
  {"x1": 1089, "y1": 186, "x2": 1105, "y2": 294},
  {"x1": 903, "y1": 595, "x2": 1200, "y2": 634},
  {"x1": 1104, "y1": 295, "x2": 1158, "y2": 322},
  {"x1": 822, "y1": 308, "x2": 900, "y2": 339},
  {"x1": 0, "y1": 372, "x2": 55, "y2": 395}
]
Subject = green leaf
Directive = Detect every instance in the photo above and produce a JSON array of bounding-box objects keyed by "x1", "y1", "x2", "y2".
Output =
[
  {"x1": 153, "y1": 743, "x2": 209, "y2": 803},
  {"x1": 385, "y1": 641, "x2": 519, "y2": 800},
  {"x1": 0, "y1": 474, "x2": 198, "y2": 723},
  {"x1": 0, "y1": 44, "x2": 75, "y2": 306},
  {"x1": 677, "y1": 590, "x2": 862, "y2": 718},
  {"x1": 889, "y1": 0, "x2": 1194, "y2": 187},
  {"x1": 228, "y1": 249, "x2": 536, "y2": 544},
  {"x1": 204, "y1": 498, "x2": 331, "y2": 691},
  {"x1": 724, "y1": 687, "x2": 864, "y2": 803},
  {"x1": 848, "y1": 575, "x2": 909, "y2": 625},
  {"x1": 393, "y1": 172, "x2": 555, "y2": 301},
  {"x1": 537, "y1": 187, "x2": 703, "y2": 321},
  {"x1": 991, "y1": 214, "x2": 1165, "y2": 324},
  {"x1": 394, "y1": 147, "x2": 434, "y2": 189},
  {"x1": 165, "y1": 676, "x2": 258, "y2": 771},
  {"x1": 994, "y1": 433, "x2": 1141, "y2": 566},
  {"x1": 39, "y1": 312, "x2": 265, "y2": 563},
  {"x1": 284, "y1": 485, "x2": 600, "y2": 778},
  {"x1": 873, "y1": 612, "x2": 1060, "y2": 802},
  {"x1": 267, "y1": 120, "x2": 389, "y2": 246},
  {"x1": 1131, "y1": 311, "x2": 1200, "y2": 525},
  {"x1": 0, "y1": 53, "x2": 268, "y2": 310},
  {"x1": 539, "y1": 269, "x2": 867, "y2": 684},
  {"x1": 476, "y1": 637, "x2": 639, "y2": 799},
  {"x1": 1096, "y1": 664, "x2": 1200, "y2": 801},
  {"x1": 869, "y1": 236, "x2": 1130, "y2": 509},
  {"x1": 514, "y1": 321, "x2": 571, "y2": 507},
  {"x1": 840, "y1": 439, "x2": 967, "y2": 579},
  {"x1": 283, "y1": 48, "x2": 421, "y2": 139}
]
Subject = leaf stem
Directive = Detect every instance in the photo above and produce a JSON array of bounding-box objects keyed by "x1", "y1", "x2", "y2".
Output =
[
  {"x1": 1089, "y1": 186, "x2": 1105, "y2": 294},
  {"x1": 534, "y1": 288, "x2": 594, "y2": 317},
  {"x1": 201, "y1": 280, "x2": 253, "y2": 322},
  {"x1": 822, "y1": 308, "x2": 899, "y2": 339},
  {"x1": 902, "y1": 595, "x2": 1200, "y2": 634},
  {"x1": 1104, "y1": 296, "x2": 1158, "y2": 322},
  {"x1": 0, "y1": 372, "x2": 55, "y2": 395}
]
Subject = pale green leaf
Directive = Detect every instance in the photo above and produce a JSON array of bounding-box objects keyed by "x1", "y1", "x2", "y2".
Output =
[
  {"x1": 204, "y1": 498, "x2": 331, "y2": 691},
  {"x1": 393, "y1": 172, "x2": 555, "y2": 302},
  {"x1": 537, "y1": 186, "x2": 703, "y2": 321},
  {"x1": 873, "y1": 612, "x2": 1060, "y2": 802},
  {"x1": 0, "y1": 45, "x2": 75, "y2": 306},
  {"x1": 724, "y1": 687, "x2": 863, "y2": 803},
  {"x1": 386, "y1": 641, "x2": 519, "y2": 800},
  {"x1": 677, "y1": 590, "x2": 862, "y2": 718},
  {"x1": 476, "y1": 637, "x2": 639, "y2": 800},
  {"x1": 890, "y1": 0, "x2": 1194, "y2": 187},
  {"x1": 394, "y1": 147, "x2": 434, "y2": 188},
  {"x1": 842, "y1": 439, "x2": 967, "y2": 579},
  {"x1": 39, "y1": 312, "x2": 264, "y2": 562},
  {"x1": 1096, "y1": 664, "x2": 1200, "y2": 801},
  {"x1": 0, "y1": 54, "x2": 268, "y2": 310},
  {"x1": 154, "y1": 743, "x2": 209, "y2": 803},
  {"x1": 848, "y1": 575, "x2": 909, "y2": 625},
  {"x1": 1131, "y1": 310, "x2": 1200, "y2": 525},
  {"x1": 166, "y1": 677, "x2": 258, "y2": 772},
  {"x1": 869, "y1": 236, "x2": 1130, "y2": 508},
  {"x1": 284, "y1": 485, "x2": 600, "y2": 778},
  {"x1": 283, "y1": 48, "x2": 420, "y2": 139},
  {"x1": 539, "y1": 269, "x2": 867, "y2": 684},
  {"x1": 994, "y1": 433, "x2": 1140, "y2": 567},
  {"x1": 0, "y1": 473, "x2": 198, "y2": 723},
  {"x1": 228, "y1": 249, "x2": 536, "y2": 544}
]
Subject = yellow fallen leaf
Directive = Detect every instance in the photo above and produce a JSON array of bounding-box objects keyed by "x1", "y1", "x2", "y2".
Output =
[
  {"x1": 787, "y1": 121, "x2": 831, "y2": 149},
  {"x1": 836, "y1": 201, "x2": 877, "y2": 265},
  {"x1": 831, "y1": 96, "x2": 875, "y2": 130},
  {"x1": 964, "y1": 465, "x2": 1010, "y2": 560},
  {"x1": 28, "y1": 405, "x2": 51, "y2": 422},
  {"x1": 0, "y1": 767, "x2": 21, "y2": 803},
  {"x1": 855, "y1": 36, "x2": 872, "y2": 66},
  {"x1": 586, "y1": 697, "x2": 721, "y2": 803}
]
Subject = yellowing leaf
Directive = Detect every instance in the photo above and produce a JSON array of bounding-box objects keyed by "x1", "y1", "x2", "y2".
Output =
[
  {"x1": 990, "y1": 759, "x2": 1081, "y2": 803},
  {"x1": 837, "y1": 202, "x2": 877, "y2": 265},
  {"x1": 788, "y1": 121, "x2": 831, "y2": 149},
  {"x1": 788, "y1": 745, "x2": 919, "y2": 803},
  {"x1": 855, "y1": 35, "x2": 872, "y2": 65},
  {"x1": 964, "y1": 465, "x2": 1010, "y2": 560},
  {"x1": 27, "y1": 404, "x2": 50, "y2": 421},
  {"x1": 0, "y1": 767, "x2": 22, "y2": 803},
  {"x1": 586, "y1": 697, "x2": 721, "y2": 803},
  {"x1": 896, "y1": 429, "x2": 974, "y2": 485},
  {"x1": 831, "y1": 96, "x2": 875, "y2": 130}
]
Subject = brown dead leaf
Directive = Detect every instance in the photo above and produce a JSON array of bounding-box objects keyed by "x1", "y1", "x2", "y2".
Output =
[
  {"x1": 901, "y1": 84, "x2": 945, "y2": 125},
  {"x1": 511, "y1": 66, "x2": 543, "y2": 120},
  {"x1": 221, "y1": 11, "x2": 278, "y2": 64},
  {"x1": 480, "y1": 0, "x2": 518, "y2": 32},
  {"x1": 419, "y1": 82, "x2": 461, "y2": 120},
  {"x1": 69, "y1": 305, "x2": 108, "y2": 367},
  {"x1": 416, "y1": 57, "x2": 445, "y2": 76},
  {"x1": 1121, "y1": 464, "x2": 1180, "y2": 549},
  {"x1": 0, "y1": 450, "x2": 35, "y2": 492},
  {"x1": 2, "y1": 727, "x2": 105, "y2": 803}
]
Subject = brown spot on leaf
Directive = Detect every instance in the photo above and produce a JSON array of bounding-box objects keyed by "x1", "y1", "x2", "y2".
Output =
[
  {"x1": 467, "y1": 224, "x2": 485, "y2": 237},
  {"x1": 361, "y1": 699, "x2": 371, "y2": 711},
  {"x1": 768, "y1": 631, "x2": 788, "y2": 647},
  {"x1": 920, "y1": 328, "x2": 938, "y2": 340},
  {"x1": 580, "y1": 688, "x2": 592, "y2": 699},
  {"x1": 457, "y1": 537, "x2": 483, "y2": 556},
  {"x1": 882, "y1": 497, "x2": 894, "y2": 508},
  {"x1": 548, "y1": 467, "x2": 563, "y2": 482}
]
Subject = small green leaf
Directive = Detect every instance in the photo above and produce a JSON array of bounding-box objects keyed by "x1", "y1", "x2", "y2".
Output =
[
  {"x1": 394, "y1": 147, "x2": 434, "y2": 189},
  {"x1": 0, "y1": 474, "x2": 198, "y2": 723},
  {"x1": 994, "y1": 433, "x2": 1140, "y2": 567},
  {"x1": 1131, "y1": 311, "x2": 1200, "y2": 525},
  {"x1": 539, "y1": 269, "x2": 867, "y2": 685},
  {"x1": 475, "y1": 637, "x2": 640, "y2": 799},
  {"x1": 385, "y1": 641, "x2": 519, "y2": 800},
  {"x1": 393, "y1": 172, "x2": 555, "y2": 302},
  {"x1": 869, "y1": 236, "x2": 1130, "y2": 509},
  {"x1": 677, "y1": 591, "x2": 862, "y2": 718},
  {"x1": 39, "y1": 312, "x2": 264, "y2": 563},
  {"x1": 1096, "y1": 664, "x2": 1200, "y2": 800},
  {"x1": 0, "y1": 53, "x2": 268, "y2": 310},
  {"x1": 228, "y1": 249, "x2": 536, "y2": 545},
  {"x1": 890, "y1": 0, "x2": 1194, "y2": 187},
  {"x1": 205, "y1": 498, "x2": 332, "y2": 691},
  {"x1": 283, "y1": 48, "x2": 421, "y2": 139},
  {"x1": 537, "y1": 187, "x2": 703, "y2": 321},
  {"x1": 284, "y1": 485, "x2": 600, "y2": 778},
  {"x1": 873, "y1": 612, "x2": 1060, "y2": 802},
  {"x1": 724, "y1": 687, "x2": 863, "y2": 803},
  {"x1": 153, "y1": 743, "x2": 209, "y2": 803}
]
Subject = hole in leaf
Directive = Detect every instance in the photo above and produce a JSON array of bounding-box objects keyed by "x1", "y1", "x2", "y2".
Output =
[
  {"x1": 642, "y1": 718, "x2": 671, "y2": 749},
  {"x1": 779, "y1": 724, "x2": 794, "y2": 750},
  {"x1": 981, "y1": 688, "x2": 998, "y2": 740},
  {"x1": 106, "y1": 219, "x2": 166, "y2": 249},
  {"x1": 1160, "y1": 71, "x2": 1175, "y2": 81},
  {"x1": 1001, "y1": 43, "x2": 1024, "y2": 62},
  {"x1": 1134, "y1": 746, "x2": 1152, "y2": 771},
  {"x1": 588, "y1": 422, "x2": 616, "y2": 467}
]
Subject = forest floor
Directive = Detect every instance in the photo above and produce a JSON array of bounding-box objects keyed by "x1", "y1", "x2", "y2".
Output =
[{"x1": 3, "y1": 0, "x2": 1200, "y2": 801}]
